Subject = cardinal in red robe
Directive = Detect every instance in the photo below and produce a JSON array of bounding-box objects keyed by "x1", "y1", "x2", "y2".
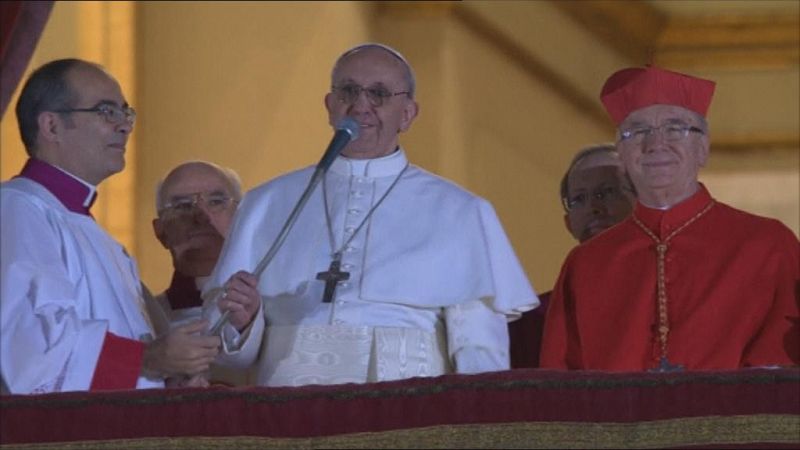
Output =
[{"x1": 540, "y1": 66, "x2": 799, "y2": 371}]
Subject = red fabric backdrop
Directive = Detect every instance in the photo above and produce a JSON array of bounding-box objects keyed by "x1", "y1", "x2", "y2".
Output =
[{"x1": 0, "y1": 0, "x2": 53, "y2": 118}]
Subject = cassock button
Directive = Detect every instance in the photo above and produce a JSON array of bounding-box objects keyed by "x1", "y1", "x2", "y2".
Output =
[
  {"x1": 347, "y1": 208, "x2": 361, "y2": 215},
  {"x1": 340, "y1": 282, "x2": 350, "y2": 288},
  {"x1": 345, "y1": 245, "x2": 356, "y2": 252}
]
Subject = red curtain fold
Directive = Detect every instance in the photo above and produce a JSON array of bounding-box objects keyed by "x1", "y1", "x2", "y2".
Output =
[
  {"x1": 0, "y1": 2, "x2": 23, "y2": 62},
  {"x1": 0, "y1": 0, "x2": 54, "y2": 119}
]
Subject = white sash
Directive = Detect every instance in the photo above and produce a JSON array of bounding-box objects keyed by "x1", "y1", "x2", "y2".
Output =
[{"x1": 258, "y1": 324, "x2": 450, "y2": 387}]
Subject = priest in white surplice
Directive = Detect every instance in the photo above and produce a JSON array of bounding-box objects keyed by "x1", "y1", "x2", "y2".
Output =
[
  {"x1": 1, "y1": 59, "x2": 220, "y2": 394},
  {"x1": 204, "y1": 44, "x2": 539, "y2": 387}
]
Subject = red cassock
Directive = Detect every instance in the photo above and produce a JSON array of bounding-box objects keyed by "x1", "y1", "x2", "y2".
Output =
[{"x1": 540, "y1": 185, "x2": 799, "y2": 371}]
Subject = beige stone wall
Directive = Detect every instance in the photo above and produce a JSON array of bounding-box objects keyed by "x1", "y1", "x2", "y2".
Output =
[{"x1": 1, "y1": 1, "x2": 797, "y2": 296}]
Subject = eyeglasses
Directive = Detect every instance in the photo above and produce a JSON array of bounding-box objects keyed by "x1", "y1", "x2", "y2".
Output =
[
  {"x1": 563, "y1": 185, "x2": 632, "y2": 211},
  {"x1": 619, "y1": 123, "x2": 704, "y2": 145},
  {"x1": 158, "y1": 192, "x2": 236, "y2": 219},
  {"x1": 54, "y1": 104, "x2": 136, "y2": 125},
  {"x1": 332, "y1": 84, "x2": 410, "y2": 107}
]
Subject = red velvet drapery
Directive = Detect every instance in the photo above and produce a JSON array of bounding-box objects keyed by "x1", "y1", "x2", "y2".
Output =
[{"x1": 0, "y1": 0, "x2": 53, "y2": 118}]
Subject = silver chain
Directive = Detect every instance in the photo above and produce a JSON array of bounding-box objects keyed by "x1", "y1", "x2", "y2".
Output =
[{"x1": 322, "y1": 163, "x2": 409, "y2": 262}]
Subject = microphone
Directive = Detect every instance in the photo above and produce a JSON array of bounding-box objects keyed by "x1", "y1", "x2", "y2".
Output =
[
  {"x1": 207, "y1": 117, "x2": 360, "y2": 336},
  {"x1": 317, "y1": 116, "x2": 360, "y2": 172}
]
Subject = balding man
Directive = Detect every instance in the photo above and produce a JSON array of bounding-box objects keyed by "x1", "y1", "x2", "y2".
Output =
[
  {"x1": 149, "y1": 160, "x2": 256, "y2": 386},
  {"x1": 152, "y1": 161, "x2": 245, "y2": 322}
]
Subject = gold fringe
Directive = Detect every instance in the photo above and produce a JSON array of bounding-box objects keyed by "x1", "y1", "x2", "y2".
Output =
[{"x1": 3, "y1": 414, "x2": 798, "y2": 449}]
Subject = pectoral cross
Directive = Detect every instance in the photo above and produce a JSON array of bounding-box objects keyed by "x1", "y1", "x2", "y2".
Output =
[{"x1": 316, "y1": 259, "x2": 350, "y2": 303}]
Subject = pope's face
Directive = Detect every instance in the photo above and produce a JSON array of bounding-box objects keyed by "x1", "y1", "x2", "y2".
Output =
[
  {"x1": 617, "y1": 104, "x2": 709, "y2": 203},
  {"x1": 325, "y1": 47, "x2": 418, "y2": 159}
]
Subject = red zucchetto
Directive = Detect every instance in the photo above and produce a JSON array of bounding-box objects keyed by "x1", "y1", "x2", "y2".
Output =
[{"x1": 600, "y1": 66, "x2": 716, "y2": 125}]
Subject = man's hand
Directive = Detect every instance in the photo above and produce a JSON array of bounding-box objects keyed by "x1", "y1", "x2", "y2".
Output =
[
  {"x1": 218, "y1": 271, "x2": 260, "y2": 331},
  {"x1": 142, "y1": 319, "x2": 220, "y2": 378}
]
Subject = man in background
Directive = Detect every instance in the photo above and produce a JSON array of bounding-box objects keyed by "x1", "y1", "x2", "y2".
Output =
[
  {"x1": 509, "y1": 144, "x2": 635, "y2": 368},
  {"x1": 149, "y1": 160, "x2": 251, "y2": 386},
  {"x1": 560, "y1": 144, "x2": 636, "y2": 244},
  {"x1": 1, "y1": 59, "x2": 219, "y2": 394}
]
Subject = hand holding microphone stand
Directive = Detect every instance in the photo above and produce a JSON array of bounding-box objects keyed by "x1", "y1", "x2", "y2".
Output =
[{"x1": 207, "y1": 117, "x2": 360, "y2": 336}]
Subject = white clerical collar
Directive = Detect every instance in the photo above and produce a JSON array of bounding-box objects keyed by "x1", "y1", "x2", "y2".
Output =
[
  {"x1": 330, "y1": 147, "x2": 408, "y2": 178},
  {"x1": 52, "y1": 164, "x2": 98, "y2": 208}
]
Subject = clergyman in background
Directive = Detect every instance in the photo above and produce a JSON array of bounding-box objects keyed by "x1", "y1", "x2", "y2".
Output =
[
  {"x1": 509, "y1": 144, "x2": 635, "y2": 368},
  {"x1": 149, "y1": 160, "x2": 254, "y2": 386}
]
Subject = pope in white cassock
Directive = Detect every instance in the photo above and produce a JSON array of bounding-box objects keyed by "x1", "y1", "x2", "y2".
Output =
[{"x1": 204, "y1": 43, "x2": 539, "y2": 387}]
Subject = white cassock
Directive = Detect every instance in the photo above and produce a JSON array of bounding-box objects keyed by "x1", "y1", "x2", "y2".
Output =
[
  {"x1": 0, "y1": 178, "x2": 162, "y2": 394},
  {"x1": 204, "y1": 149, "x2": 538, "y2": 387}
]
